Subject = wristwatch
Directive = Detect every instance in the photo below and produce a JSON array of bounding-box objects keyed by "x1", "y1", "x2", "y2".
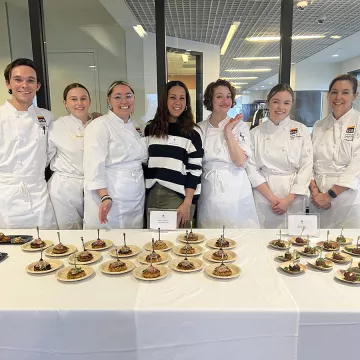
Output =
[{"x1": 327, "y1": 189, "x2": 337, "y2": 199}]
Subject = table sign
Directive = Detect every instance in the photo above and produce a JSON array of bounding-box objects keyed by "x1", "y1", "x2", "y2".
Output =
[
  {"x1": 286, "y1": 214, "x2": 320, "y2": 237},
  {"x1": 149, "y1": 209, "x2": 177, "y2": 230}
]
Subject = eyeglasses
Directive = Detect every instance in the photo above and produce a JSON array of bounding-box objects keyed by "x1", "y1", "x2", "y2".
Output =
[{"x1": 110, "y1": 94, "x2": 134, "y2": 102}]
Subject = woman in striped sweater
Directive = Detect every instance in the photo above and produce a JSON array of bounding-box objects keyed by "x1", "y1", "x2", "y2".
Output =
[{"x1": 144, "y1": 81, "x2": 204, "y2": 227}]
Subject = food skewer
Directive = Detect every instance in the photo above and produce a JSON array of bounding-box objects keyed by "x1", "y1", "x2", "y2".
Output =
[
  {"x1": 57, "y1": 231, "x2": 61, "y2": 244},
  {"x1": 158, "y1": 227, "x2": 161, "y2": 241},
  {"x1": 36, "y1": 226, "x2": 40, "y2": 240},
  {"x1": 97, "y1": 229, "x2": 100, "y2": 240},
  {"x1": 123, "y1": 233, "x2": 127, "y2": 247},
  {"x1": 81, "y1": 237, "x2": 85, "y2": 251}
]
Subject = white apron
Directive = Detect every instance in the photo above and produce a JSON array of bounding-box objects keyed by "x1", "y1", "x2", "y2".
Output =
[
  {"x1": 197, "y1": 117, "x2": 260, "y2": 228},
  {"x1": 83, "y1": 111, "x2": 147, "y2": 229},
  {"x1": 47, "y1": 115, "x2": 92, "y2": 230},
  {"x1": 247, "y1": 117, "x2": 313, "y2": 229},
  {"x1": 0, "y1": 101, "x2": 57, "y2": 229},
  {"x1": 310, "y1": 109, "x2": 360, "y2": 228}
]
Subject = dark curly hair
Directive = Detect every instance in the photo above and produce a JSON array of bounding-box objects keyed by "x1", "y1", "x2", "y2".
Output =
[
  {"x1": 203, "y1": 79, "x2": 236, "y2": 111},
  {"x1": 146, "y1": 81, "x2": 196, "y2": 138}
]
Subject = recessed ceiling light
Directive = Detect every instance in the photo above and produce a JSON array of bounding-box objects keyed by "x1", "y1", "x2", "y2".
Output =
[
  {"x1": 89, "y1": 65, "x2": 96, "y2": 68},
  {"x1": 233, "y1": 56, "x2": 279, "y2": 60},
  {"x1": 225, "y1": 68, "x2": 271, "y2": 72},
  {"x1": 292, "y1": 35, "x2": 325, "y2": 40},
  {"x1": 332, "y1": 54, "x2": 339, "y2": 57},
  {"x1": 261, "y1": 85, "x2": 265, "y2": 87},
  {"x1": 331, "y1": 35, "x2": 341, "y2": 39},
  {"x1": 133, "y1": 25, "x2": 147, "y2": 38},
  {"x1": 221, "y1": 21, "x2": 241, "y2": 55},
  {"x1": 222, "y1": 77, "x2": 258, "y2": 80}
]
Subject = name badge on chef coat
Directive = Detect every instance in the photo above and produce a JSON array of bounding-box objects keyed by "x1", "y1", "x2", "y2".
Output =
[
  {"x1": 290, "y1": 128, "x2": 299, "y2": 140},
  {"x1": 287, "y1": 214, "x2": 320, "y2": 237},
  {"x1": 344, "y1": 126, "x2": 355, "y2": 141},
  {"x1": 37, "y1": 116, "x2": 47, "y2": 134},
  {"x1": 149, "y1": 209, "x2": 178, "y2": 230},
  {"x1": 167, "y1": 136, "x2": 181, "y2": 146}
]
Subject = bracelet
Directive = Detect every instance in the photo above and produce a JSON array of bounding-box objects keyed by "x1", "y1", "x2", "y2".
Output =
[{"x1": 101, "y1": 195, "x2": 113, "y2": 203}]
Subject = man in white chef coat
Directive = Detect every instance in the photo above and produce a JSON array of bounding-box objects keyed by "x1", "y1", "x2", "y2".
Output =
[{"x1": 0, "y1": 58, "x2": 57, "y2": 229}]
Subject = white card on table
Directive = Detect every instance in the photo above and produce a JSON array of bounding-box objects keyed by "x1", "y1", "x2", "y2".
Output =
[
  {"x1": 149, "y1": 210, "x2": 177, "y2": 230},
  {"x1": 286, "y1": 214, "x2": 320, "y2": 237}
]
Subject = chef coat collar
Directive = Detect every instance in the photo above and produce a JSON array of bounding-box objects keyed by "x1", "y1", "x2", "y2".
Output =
[
  {"x1": 267, "y1": 115, "x2": 291, "y2": 128},
  {"x1": 70, "y1": 114, "x2": 92, "y2": 127},
  {"x1": 108, "y1": 110, "x2": 132, "y2": 126},
  {"x1": 330, "y1": 107, "x2": 355, "y2": 125},
  {"x1": 207, "y1": 115, "x2": 229, "y2": 129},
  {"x1": 4, "y1": 100, "x2": 36, "y2": 115}
]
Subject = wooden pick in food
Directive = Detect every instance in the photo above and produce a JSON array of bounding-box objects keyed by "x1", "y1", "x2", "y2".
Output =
[
  {"x1": 279, "y1": 229, "x2": 282, "y2": 240},
  {"x1": 341, "y1": 227, "x2": 344, "y2": 237},
  {"x1": 57, "y1": 231, "x2": 61, "y2": 244},
  {"x1": 190, "y1": 220, "x2": 193, "y2": 234},
  {"x1": 81, "y1": 237, "x2": 85, "y2": 251},
  {"x1": 184, "y1": 243, "x2": 188, "y2": 261},
  {"x1": 221, "y1": 250, "x2": 225, "y2": 266},
  {"x1": 357, "y1": 236, "x2": 360, "y2": 248},
  {"x1": 349, "y1": 257, "x2": 353, "y2": 271},
  {"x1": 40, "y1": 247, "x2": 43, "y2": 261},
  {"x1": 97, "y1": 229, "x2": 100, "y2": 240},
  {"x1": 158, "y1": 227, "x2": 161, "y2": 241},
  {"x1": 74, "y1": 251, "x2": 77, "y2": 268},
  {"x1": 123, "y1": 233, "x2": 127, "y2": 247},
  {"x1": 151, "y1": 238, "x2": 155, "y2": 253},
  {"x1": 222, "y1": 225, "x2": 225, "y2": 240},
  {"x1": 37, "y1": 226, "x2": 40, "y2": 240},
  {"x1": 307, "y1": 234, "x2": 310, "y2": 246},
  {"x1": 326, "y1": 230, "x2": 329, "y2": 242}
]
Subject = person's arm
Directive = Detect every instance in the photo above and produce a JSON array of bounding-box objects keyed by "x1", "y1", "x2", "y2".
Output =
[
  {"x1": 83, "y1": 121, "x2": 112, "y2": 224},
  {"x1": 224, "y1": 114, "x2": 248, "y2": 167}
]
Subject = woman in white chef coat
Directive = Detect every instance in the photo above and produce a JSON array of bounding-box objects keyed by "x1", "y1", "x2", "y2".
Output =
[
  {"x1": 47, "y1": 83, "x2": 93, "y2": 229},
  {"x1": 83, "y1": 81, "x2": 147, "y2": 229},
  {"x1": 0, "y1": 58, "x2": 57, "y2": 229},
  {"x1": 247, "y1": 84, "x2": 313, "y2": 229},
  {"x1": 197, "y1": 79, "x2": 259, "y2": 228},
  {"x1": 310, "y1": 74, "x2": 360, "y2": 228}
]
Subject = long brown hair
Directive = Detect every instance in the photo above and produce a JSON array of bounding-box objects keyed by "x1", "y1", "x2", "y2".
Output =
[{"x1": 147, "y1": 81, "x2": 196, "y2": 138}]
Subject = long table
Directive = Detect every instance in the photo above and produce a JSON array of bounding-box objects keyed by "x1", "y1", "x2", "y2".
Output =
[{"x1": 0, "y1": 228, "x2": 359, "y2": 360}]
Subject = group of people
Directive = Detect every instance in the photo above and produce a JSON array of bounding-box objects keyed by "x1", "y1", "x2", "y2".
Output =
[{"x1": 0, "y1": 58, "x2": 359, "y2": 230}]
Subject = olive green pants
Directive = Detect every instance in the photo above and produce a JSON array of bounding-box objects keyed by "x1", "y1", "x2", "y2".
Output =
[{"x1": 145, "y1": 183, "x2": 195, "y2": 228}]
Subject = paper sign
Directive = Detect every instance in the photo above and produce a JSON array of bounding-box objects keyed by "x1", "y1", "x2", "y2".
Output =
[
  {"x1": 287, "y1": 214, "x2": 320, "y2": 237},
  {"x1": 149, "y1": 210, "x2": 177, "y2": 230}
]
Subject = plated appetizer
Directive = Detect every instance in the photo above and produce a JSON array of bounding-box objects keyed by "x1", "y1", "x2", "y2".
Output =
[
  {"x1": 335, "y1": 269, "x2": 360, "y2": 284},
  {"x1": 142, "y1": 264, "x2": 161, "y2": 278},
  {"x1": 277, "y1": 251, "x2": 300, "y2": 262},
  {"x1": 344, "y1": 245, "x2": 360, "y2": 256},
  {"x1": 279, "y1": 261, "x2": 306, "y2": 274},
  {"x1": 269, "y1": 239, "x2": 291, "y2": 250},
  {"x1": 298, "y1": 245, "x2": 320, "y2": 257},
  {"x1": 213, "y1": 263, "x2": 232, "y2": 277}
]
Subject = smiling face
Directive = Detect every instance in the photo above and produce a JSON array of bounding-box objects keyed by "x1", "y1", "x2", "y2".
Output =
[
  {"x1": 328, "y1": 80, "x2": 357, "y2": 119},
  {"x1": 212, "y1": 85, "x2": 233, "y2": 115},
  {"x1": 64, "y1": 87, "x2": 91, "y2": 119},
  {"x1": 108, "y1": 84, "x2": 135, "y2": 120},
  {"x1": 167, "y1": 85, "x2": 186, "y2": 121},
  {"x1": 267, "y1": 90, "x2": 293, "y2": 123},
  {"x1": 6, "y1": 65, "x2": 40, "y2": 108}
]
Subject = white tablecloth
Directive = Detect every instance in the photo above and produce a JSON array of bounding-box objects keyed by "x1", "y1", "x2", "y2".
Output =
[{"x1": 0, "y1": 228, "x2": 358, "y2": 360}]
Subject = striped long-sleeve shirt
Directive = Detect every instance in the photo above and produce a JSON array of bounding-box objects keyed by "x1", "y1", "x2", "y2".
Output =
[{"x1": 144, "y1": 122, "x2": 204, "y2": 203}]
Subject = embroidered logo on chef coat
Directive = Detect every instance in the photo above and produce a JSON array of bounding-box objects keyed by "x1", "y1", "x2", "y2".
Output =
[
  {"x1": 344, "y1": 125, "x2": 355, "y2": 141},
  {"x1": 290, "y1": 128, "x2": 298, "y2": 140},
  {"x1": 37, "y1": 116, "x2": 48, "y2": 134},
  {"x1": 135, "y1": 126, "x2": 143, "y2": 137}
]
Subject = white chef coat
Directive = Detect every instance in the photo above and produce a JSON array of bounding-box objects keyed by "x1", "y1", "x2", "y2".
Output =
[
  {"x1": 47, "y1": 115, "x2": 92, "y2": 229},
  {"x1": 310, "y1": 108, "x2": 360, "y2": 228},
  {"x1": 197, "y1": 116, "x2": 260, "y2": 228},
  {"x1": 247, "y1": 116, "x2": 313, "y2": 229},
  {"x1": 0, "y1": 101, "x2": 57, "y2": 229},
  {"x1": 83, "y1": 111, "x2": 147, "y2": 229}
]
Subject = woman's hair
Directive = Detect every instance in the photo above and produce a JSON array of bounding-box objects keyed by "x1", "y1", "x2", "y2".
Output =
[
  {"x1": 203, "y1": 79, "x2": 236, "y2": 111},
  {"x1": 146, "y1": 80, "x2": 196, "y2": 138},
  {"x1": 267, "y1": 84, "x2": 294, "y2": 102},
  {"x1": 107, "y1": 80, "x2": 135, "y2": 97},
  {"x1": 63, "y1": 83, "x2": 90, "y2": 101},
  {"x1": 328, "y1": 74, "x2": 358, "y2": 94}
]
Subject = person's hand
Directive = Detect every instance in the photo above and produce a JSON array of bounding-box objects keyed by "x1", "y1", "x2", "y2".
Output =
[
  {"x1": 224, "y1": 114, "x2": 243, "y2": 135},
  {"x1": 311, "y1": 192, "x2": 331, "y2": 209},
  {"x1": 272, "y1": 197, "x2": 293, "y2": 215},
  {"x1": 98, "y1": 199, "x2": 112, "y2": 224},
  {"x1": 177, "y1": 201, "x2": 191, "y2": 227}
]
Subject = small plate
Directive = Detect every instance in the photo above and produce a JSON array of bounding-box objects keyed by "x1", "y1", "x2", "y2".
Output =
[
  {"x1": 335, "y1": 270, "x2": 360, "y2": 284},
  {"x1": 170, "y1": 258, "x2": 204, "y2": 273},
  {"x1": 276, "y1": 252, "x2": 300, "y2": 262},
  {"x1": 172, "y1": 244, "x2": 203, "y2": 257},
  {"x1": 84, "y1": 239, "x2": 113, "y2": 251},
  {"x1": 343, "y1": 246, "x2": 360, "y2": 257},
  {"x1": 68, "y1": 251, "x2": 102, "y2": 265},
  {"x1": 144, "y1": 240, "x2": 173, "y2": 252},
  {"x1": 307, "y1": 259, "x2": 333, "y2": 271},
  {"x1": 205, "y1": 263, "x2": 241, "y2": 279},
  {"x1": 138, "y1": 251, "x2": 169, "y2": 265},
  {"x1": 45, "y1": 245, "x2": 77, "y2": 257},
  {"x1": 26, "y1": 259, "x2": 63, "y2": 274},
  {"x1": 21, "y1": 240, "x2": 53, "y2": 252},
  {"x1": 56, "y1": 265, "x2": 94, "y2": 282},
  {"x1": 297, "y1": 246, "x2": 320, "y2": 257},
  {"x1": 268, "y1": 240, "x2": 291, "y2": 250},
  {"x1": 203, "y1": 250, "x2": 237, "y2": 263},
  {"x1": 279, "y1": 261, "x2": 306, "y2": 274},
  {"x1": 99, "y1": 260, "x2": 135, "y2": 275},
  {"x1": 109, "y1": 245, "x2": 141, "y2": 258},
  {"x1": 133, "y1": 264, "x2": 169, "y2": 281},
  {"x1": 177, "y1": 233, "x2": 205, "y2": 244},
  {"x1": 316, "y1": 241, "x2": 340, "y2": 251},
  {"x1": 206, "y1": 238, "x2": 237, "y2": 250},
  {"x1": 325, "y1": 252, "x2": 351, "y2": 264},
  {"x1": 0, "y1": 235, "x2": 33, "y2": 245},
  {"x1": 289, "y1": 237, "x2": 308, "y2": 246},
  {"x1": 0, "y1": 252, "x2": 8, "y2": 263},
  {"x1": 333, "y1": 237, "x2": 353, "y2": 246}
]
